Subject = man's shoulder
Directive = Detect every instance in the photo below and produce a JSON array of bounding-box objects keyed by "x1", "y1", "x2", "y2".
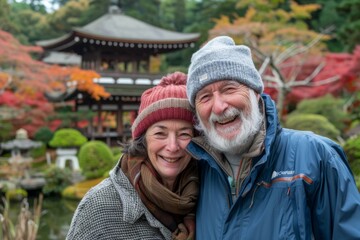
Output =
[{"x1": 280, "y1": 128, "x2": 337, "y2": 146}]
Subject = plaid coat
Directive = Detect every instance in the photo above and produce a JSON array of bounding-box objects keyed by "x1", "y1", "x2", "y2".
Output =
[{"x1": 66, "y1": 163, "x2": 172, "y2": 240}]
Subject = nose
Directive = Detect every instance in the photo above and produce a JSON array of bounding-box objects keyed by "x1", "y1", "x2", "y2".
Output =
[
  {"x1": 166, "y1": 134, "x2": 180, "y2": 152},
  {"x1": 212, "y1": 92, "x2": 228, "y2": 115}
]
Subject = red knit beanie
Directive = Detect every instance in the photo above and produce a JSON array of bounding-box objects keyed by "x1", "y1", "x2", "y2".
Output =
[{"x1": 132, "y1": 72, "x2": 194, "y2": 139}]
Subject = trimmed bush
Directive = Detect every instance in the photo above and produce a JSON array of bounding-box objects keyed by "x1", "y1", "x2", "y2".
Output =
[
  {"x1": 285, "y1": 114, "x2": 340, "y2": 141},
  {"x1": 344, "y1": 135, "x2": 360, "y2": 190},
  {"x1": 49, "y1": 128, "x2": 87, "y2": 148},
  {"x1": 290, "y1": 95, "x2": 348, "y2": 132},
  {"x1": 344, "y1": 135, "x2": 360, "y2": 163},
  {"x1": 34, "y1": 127, "x2": 54, "y2": 145},
  {"x1": 78, "y1": 141, "x2": 114, "y2": 179}
]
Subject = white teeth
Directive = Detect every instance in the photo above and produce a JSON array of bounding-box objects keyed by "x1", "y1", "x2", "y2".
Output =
[
  {"x1": 162, "y1": 157, "x2": 179, "y2": 163},
  {"x1": 217, "y1": 116, "x2": 236, "y2": 124}
]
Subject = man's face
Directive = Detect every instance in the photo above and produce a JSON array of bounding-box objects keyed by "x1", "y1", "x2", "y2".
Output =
[{"x1": 194, "y1": 80, "x2": 262, "y2": 154}]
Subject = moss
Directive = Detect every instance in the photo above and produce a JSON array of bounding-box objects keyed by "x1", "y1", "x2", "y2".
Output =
[{"x1": 62, "y1": 178, "x2": 104, "y2": 200}]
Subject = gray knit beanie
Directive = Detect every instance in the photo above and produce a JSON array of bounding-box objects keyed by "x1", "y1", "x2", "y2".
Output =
[{"x1": 187, "y1": 36, "x2": 264, "y2": 107}]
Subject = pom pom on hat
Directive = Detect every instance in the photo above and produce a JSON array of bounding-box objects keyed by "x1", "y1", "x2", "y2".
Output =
[
  {"x1": 187, "y1": 36, "x2": 264, "y2": 107},
  {"x1": 132, "y1": 72, "x2": 194, "y2": 139}
]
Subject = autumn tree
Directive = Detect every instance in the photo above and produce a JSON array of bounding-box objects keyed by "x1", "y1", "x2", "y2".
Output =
[
  {"x1": 0, "y1": 29, "x2": 109, "y2": 137},
  {"x1": 208, "y1": 0, "x2": 357, "y2": 116}
]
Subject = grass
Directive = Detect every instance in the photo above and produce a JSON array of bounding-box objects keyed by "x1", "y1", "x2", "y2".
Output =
[{"x1": 0, "y1": 194, "x2": 43, "y2": 240}]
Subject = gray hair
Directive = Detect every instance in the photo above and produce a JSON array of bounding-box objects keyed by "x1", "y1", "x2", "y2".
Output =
[{"x1": 121, "y1": 134, "x2": 147, "y2": 157}]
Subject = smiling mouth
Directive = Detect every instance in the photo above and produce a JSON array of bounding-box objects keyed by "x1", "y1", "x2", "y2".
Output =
[
  {"x1": 216, "y1": 116, "x2": 237, "y2": 125},
  {"x1": 161, "y1": 156, "x2": 181, "y2": 163}
]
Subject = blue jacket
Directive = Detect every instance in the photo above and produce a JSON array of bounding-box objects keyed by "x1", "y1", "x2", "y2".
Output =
[{"x1": 187, "y1": 94, "x2": 360, "y2": 240}]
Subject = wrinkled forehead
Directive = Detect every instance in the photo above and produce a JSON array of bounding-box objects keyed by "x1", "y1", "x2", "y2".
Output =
[{"x1": 196, "y1": 80, "x2": 247, "y2": 96}]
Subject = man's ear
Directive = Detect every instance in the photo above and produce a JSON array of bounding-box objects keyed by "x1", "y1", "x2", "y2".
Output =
[{"x1": 256, "y1": 93, "x2": 261, "y2": 100}]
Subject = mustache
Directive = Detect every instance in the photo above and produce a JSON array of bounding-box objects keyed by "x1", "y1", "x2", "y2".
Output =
[{"x1": 209, "y1": 107, "x2": 243, "y2": 123}]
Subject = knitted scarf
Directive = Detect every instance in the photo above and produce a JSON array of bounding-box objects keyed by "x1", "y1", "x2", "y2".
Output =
[{"x1": 121, "y1": 154, "x2": 198, "y2": 240}]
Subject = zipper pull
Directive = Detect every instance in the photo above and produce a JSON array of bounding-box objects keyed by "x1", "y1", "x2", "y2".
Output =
[{"x1": 228, "y1": 176, "x2": 236, "y2": 196}]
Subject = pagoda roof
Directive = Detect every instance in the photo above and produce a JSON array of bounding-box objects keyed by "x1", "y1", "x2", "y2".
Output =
[{"x1": 36, "y1": 7, "x2": 200, "y2": 52}]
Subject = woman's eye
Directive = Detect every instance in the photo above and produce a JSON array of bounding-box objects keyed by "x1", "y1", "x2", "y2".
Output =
[
  {"x1": 178, "y1": 132, "x2": 193, "y2": 139},
  {"x1": 154, "y1": 132, "x2": 166, "y2": 137}
]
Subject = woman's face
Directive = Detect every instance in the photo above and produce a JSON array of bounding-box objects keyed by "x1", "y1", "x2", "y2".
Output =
[{"x1": 145, "y1": 119, "x2": 194, "y2": 189}]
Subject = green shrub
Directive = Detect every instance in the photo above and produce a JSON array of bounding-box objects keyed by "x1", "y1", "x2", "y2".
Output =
[
  {"x1": 34, "y1": 127, "x2": 54, "y2": 145},
  {"x1": 111, "y1": 146, "x2": 123, "y2": 156},
  {"x1": 49, "y1": 128, "x2": 87, "y2": 148},
  {"x1": 0, "y1": 119, "x2": 13, "y2": 142},
  {"x1": 290, "y1": 95, "x2": 348, "y2": 132},
  {"x1": 344, "y1": 135, "x2": 360, "y2": 191},
  {"x1": 5, "y1": 188, "x2": 28, "y2": 201},
  {"x1": 111, "y1": 146, "x2": 123, "y2": 164},
  {"x1": 30, "y1": 143, "x2": 46, "y2": 159},
  {"x1": 78, "y1": 141, "x2": 114, "y2": 179},
  {"x1": 113, "y1": 152, "x2": 122, "y2": 164},
  {"x1": 285, "y1": 114, "x2": 340, "y2": 141},
  {"x1": 344, "y1": 135, "x2": 360, "y2": 164},
  {"x1": 42, "y1": 165, "x2": 73, "y2": 195}
]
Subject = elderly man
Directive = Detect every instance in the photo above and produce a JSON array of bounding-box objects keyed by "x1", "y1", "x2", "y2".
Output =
[{"x1": 186, "y1": 36, "x2": 360, "y2": 240}]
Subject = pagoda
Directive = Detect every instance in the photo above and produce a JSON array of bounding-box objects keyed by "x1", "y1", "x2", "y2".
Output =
[{"x1": 37, "y1": 5, "x2": 200, "y2": 145}]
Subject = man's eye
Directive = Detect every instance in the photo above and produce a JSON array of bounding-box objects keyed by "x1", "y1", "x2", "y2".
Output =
[
  {"x1": 223, "y1": 87, "x2": 236, "y2": 93},
  {"x1": 198, "y1": 94, "x2": 209, "y2": 103}
]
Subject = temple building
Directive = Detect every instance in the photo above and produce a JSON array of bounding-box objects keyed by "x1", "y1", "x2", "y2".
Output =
[{"x1": 37, "y1": 5, "x2": 200, "y2": 145}]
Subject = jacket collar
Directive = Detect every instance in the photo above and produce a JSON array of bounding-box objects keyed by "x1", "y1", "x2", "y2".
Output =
[{"x1": 109, "y1": 161, "x2": 172, "y2": 238}]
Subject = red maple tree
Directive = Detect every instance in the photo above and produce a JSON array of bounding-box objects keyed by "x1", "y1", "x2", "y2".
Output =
[{"x1": 0, "y1": 29, "x2": 110, "y2": 137}]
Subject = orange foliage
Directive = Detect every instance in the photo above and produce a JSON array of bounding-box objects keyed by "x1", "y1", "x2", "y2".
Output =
[
  {"x1": 70, "y1": 68, "x2": 110, "y2": 100},
  {"x1": 210, "y1": 1, "x2": 327, "y2": 54},
  {"x1": 0, "y1": 72, "x2": 10, "y2": 90},
  {"x1": 0, "y1": 29, "x2": 110, "y2": 136}
]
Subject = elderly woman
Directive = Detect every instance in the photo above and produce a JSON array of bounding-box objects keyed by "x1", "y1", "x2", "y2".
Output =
[{"x1": 66, "y1": 72, "x2": 198, "y2": 240}]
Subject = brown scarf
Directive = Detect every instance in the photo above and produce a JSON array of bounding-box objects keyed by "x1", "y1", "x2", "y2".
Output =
[{"x1": 121, "y1": 154, "x2": 198, "y2": 240}]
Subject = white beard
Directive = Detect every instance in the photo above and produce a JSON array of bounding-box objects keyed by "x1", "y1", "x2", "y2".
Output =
[{"x1": 196, "y1": 90, "x2": 263, "y2": 154}]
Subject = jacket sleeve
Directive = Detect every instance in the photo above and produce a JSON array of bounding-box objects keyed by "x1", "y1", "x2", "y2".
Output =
[{"x1": 311, "y1": 143, "x2": 360, "y2": 240}]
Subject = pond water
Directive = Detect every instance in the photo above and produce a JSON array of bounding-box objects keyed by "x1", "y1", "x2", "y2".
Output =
[{"x1": 9, "y1": 196, "x2": 79, "y2": 240}]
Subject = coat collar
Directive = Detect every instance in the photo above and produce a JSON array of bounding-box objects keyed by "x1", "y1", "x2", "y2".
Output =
[{"x1": 109, "y1": 161, "x2": 172, "y2": 238}]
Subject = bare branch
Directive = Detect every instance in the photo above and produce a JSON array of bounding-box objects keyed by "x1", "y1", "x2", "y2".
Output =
[
  {"x1": 274, "y1": 29, "x2": 331, "y2": 65},
  {"x1": 258, "y1": 56, "x2": 270, "y2": 75},
  {"x1": 288, "y1": 62, "x2": 326, "y2": 87},
  {"x1": 308, "y1": 75, "x2": 340, "y2": 86}
]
